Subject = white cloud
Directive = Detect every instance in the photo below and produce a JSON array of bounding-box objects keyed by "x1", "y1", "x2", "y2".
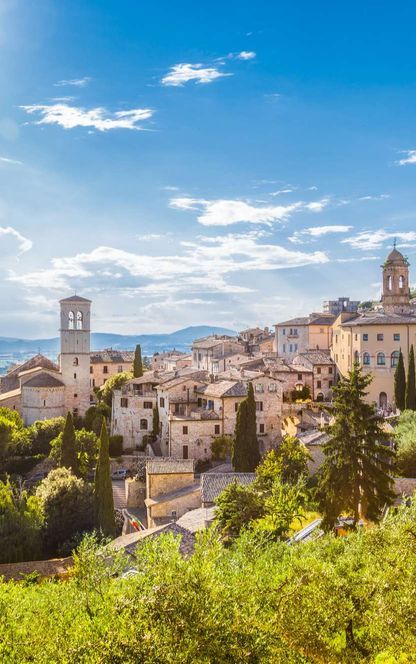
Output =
[
  {"x1": 20, "y1": 103, "x2": 153, "y2": 132},
  {"x1": 0, "y1": 226, "x2": 32, "y2": 254},
  {"x1": 161, "y1": 63, "x2": 231, "y2": 87},
  {"x1": 236, "y1": 51, "x2": 256, "y2": 60},
  {"x1": 0, "y1": 156, "x2": 23, "y2": 165},
  {"x1": 289, "y1": 225, "x2": 353, "y2": 244},
  {"x1": 304, "y1": 198, "x2": 330, "y2": 213},
  {"x1": 342, "y1": 229, "x2": 416, "y2": 251},
  {"x1": 270, "y1": 188, "x2": 294, "y2": 196},
  {"x1": 136, "y1": 233, "x2": 165, "y2": 241},
  {"x1": 359, "y1": 194, "x2": 390, "y2": 201},
  {"x1": 170, "y1": 196, "x2": 302, "y2": 226},
  {"x1": 54, "y1": 77, "x2": 91, "y2": 87},
  {"x1": 397, "y1": 150, "x2": 416, "y2": 166}
]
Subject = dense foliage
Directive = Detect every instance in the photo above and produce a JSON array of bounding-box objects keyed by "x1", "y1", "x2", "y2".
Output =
[
  {"x1": 317, "y1": 364, "x2": 395, "y2": 528},
  {"x1": 99, "y1": 371, "x2": 132, "y2": 408},
  {"x1": 394, "y1": 349, "x2": 406, "y2": 411},
  {"x1": 0, "y1": 408, "x2": 30, "y2": 459},
  {"x1": 395, "y1": 410, "x2": 416, "y2": 477},
  {"x1": 50, "y1": 427, "x2": 99, "y2": 479},
  {"x1": 94, "y1": 421, "x2": 115, "y2": 537},
  {"x1": 0, "y1": 480, "x2": 43, "y2": 563},
  {"x1": 133, "y1": 343, "x2": 143, "y2": 378},
  {"x1": 2, "y1": 504, "x2": 416, "y2": 662},
  {"x1": 406, "y1": 345, "x2": 416, "y2": 410},
  {"x1": 60, "y1": 412, "x2": 79, "y2": 476},
  {"x1": 232, "y1": 382, "x2": 260, "y2": 472}
]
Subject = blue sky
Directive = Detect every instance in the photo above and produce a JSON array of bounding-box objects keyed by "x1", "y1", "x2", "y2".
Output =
[{"x1": 1, "y1": 0, "x2": 416, "y2": 337}]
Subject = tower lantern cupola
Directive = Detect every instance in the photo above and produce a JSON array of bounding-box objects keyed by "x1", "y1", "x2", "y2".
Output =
[{"x1": 381, "y1": 245, "x2": 411, "y2": 314}]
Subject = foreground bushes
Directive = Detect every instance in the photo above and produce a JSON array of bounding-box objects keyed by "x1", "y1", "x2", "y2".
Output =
[{"x1": 1, "y1": 503, "x2": 416, "y2": 662}]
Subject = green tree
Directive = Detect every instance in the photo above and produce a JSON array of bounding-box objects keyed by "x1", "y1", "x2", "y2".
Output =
[
  {"x1": 255, "y1": 438, "x2": 310, "y2": 491},
  {"x1": 211, "y1": 435, "x2": 232, "y2": 461},
  {"x1": 28, "y1": 417, "x2": 66, "y2": 455},
  {"x1": 0, "y1": 480, "x2": 43, "y2": 563},
  {"x1": 50, "y1": 429, "x2": 99, "y2": 479},
  {"x1": 215, "y1": 481, "x2": 263, "y2": 540},
  {"x1": 405, "y1": 345, "x2": 416, "y2": 410},
  {"x1": 151, "y1": 404, "x2": 160, "y2": 442},
  {"x1": 60, "y1": 412, "x2": 79, "y2": 476},
  {"x1": 232, "y1": 383, "x2": 260, "y2": 472},
  {"x1": 394, "y1": 349, "x2": 406, "y2": 411},
  {"x1": 94, "y1": 420, "x2": 115, "y2": 538},
  {"x1": 99, "y1": 371, "x2": 132, "y2": 408},
  {"x1": 0, "y1": 408, "x2": 31, "y2": 458},
  {"x1": 83, "y1": 403, "x2": 111, "y2": 435},
  {"x1": 317, "y1": 364, "x2": 395, "y2": 529},
  {"x1": 35, "y1": 467, "x2": 94, "y2": 555},
  {"x1": 253, "y1": 480, "x2": 305, "y2": 540},
  {"x1": 395, "y1": 410, "x2": 416, "y2": 477},
  {"x1": 133, "y1": 344, "x2": 143, "y2": 378}
]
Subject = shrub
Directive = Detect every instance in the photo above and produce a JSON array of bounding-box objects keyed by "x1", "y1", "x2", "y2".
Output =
[{"x1": 109, "y1": 435, "x2": 123, "y2": 458}]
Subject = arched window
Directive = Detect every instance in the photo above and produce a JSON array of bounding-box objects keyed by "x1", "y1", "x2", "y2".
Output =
[
  {"x1": 399, "y1": 275, "x2": 405, "y2": 290},
  {"x1": 363, "y1": 352, "x2": 371, "y2": 366},
  {"x1": 68, "y1": 311, "x2": 75, "y2": 329},
  {"x1": 379, "y1": 392, "x2": 387, "y2": 409},
  {"x1": 354, "y1": 350, "x2": 360, "y2": 364},
  {"x1": 73, "y1": 357, "x2": 79, "y2": 366},
  {"x1": 377, "y1": 352, "x2": 386, "y2": 366},
  {"x1": 76, "y1": 311, "x2": 83, "y2": 330},
  {"x1": 316, "y1": 392, "x2": 324, "y2": 402},
  {"x1": 391, "y1": 351, "x2": 400, "y2": 368},
  {"x1": 387, "y1": 275, "x2": 393, "y2": 291},
  {"x1": 140, "y1": 419, "x2": 148, "y2": 430}
]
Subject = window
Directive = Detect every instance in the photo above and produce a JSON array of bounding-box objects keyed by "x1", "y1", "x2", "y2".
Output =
[
  {"x1": 76, "y1": 311, "x2": 83, "y2": 330},
  {"x1": 140, "y1": 419, "x2": 148, "y2": 430},
  {"x1": 197, "y1": 398, "x2": 202, "y2": 407},
  {"x1": 235, "y1": 402, "x2": 239, "y2": 412},
  {"x1": 183, "y1": 445, "x2": 189, "y2": 460},
  {"x1": 363, "y1": 334, "x2": 368, "y2": 341},
  {"x1": 354, "y1": 334, "x2": 358, "y2": 341},
  {"x1": 377, "y1": 333, "x2": 384, "y2": 341},
  {"x1": 73, "y1": 357, "x2": 79, "y2": 366},
  {"x1": 68, "y1": 311, "x2": 75, "y2": 330},
  {"x1": 183, "y1": 426, "x2": 188, "y2": 435},
  {"x1": 329, "y1": 380, "x2": 333, "y2": 387},
  {"x1": 255, "y1": 383, "x2": 264, "y2": 393},
  {"x1": 294, "y1": 344, "x2": 298, "y2": 352},
  {"x1": 208, "y1": 400, "x2": 214, "y2": 410},
  {"x1": 73, "y1": 408, "x2": 78, "y2": 416},
  {"x1": 160, "y1": 397, "x2": 165, "y2": 408},
  {"x1": 103, "y1": 366, "x2": 108, "y2": 374},
  {"x1": 73, "y1": 373, "x2": 77, "y2": 379},
  {"x1": 259, "y1": 423, "x2": 265, "y2": 434},
  {"x1": 363, "y1": 352, "x2": 370, "y2": 365},
  {"x1": 90, "y1": 366, "x2": 93, "y2": 374},
  {"x1": 214, "y1": 424, "x2": 220, "y2": 435},
  {"x1": 394, "y1": 333, "x2": 400, "y2": 342},
  {"x1": 317, "y1": 381, "x2": 322, "y2": 388},
  {"x1": 74, "y1": 393, "x2": 78, "y2": 398},
  {"x1": 118, "y1": 365, "x2": 123, "y2": 372},
  {"x1": 377, "y1": 352, "x2": 386, "y2": 366},
  {"x1": 388, "y1": 275, "x2": 393, "y2": 291},
  {"x1": 289, "y1": 344, "x2": 293, "y2": 353},
  {"x1": 92, "y1": 379, "x2": 95, "y2": 387},
  {"x1": 121, "y1": 397, "x2": 128, "y2": 408},
  {"x1": 268, "y1": 383, "x2": 277, "y2": 392},
  {"x1": 328, "y1": 367, "x2": 333, "y2": 374},
  {"x1": 391, "y1": 351, "x2": 400, "y2": 368},
  {"x1": 297, "y1": 373, "x2": 302, "y2": 380},
  {"x1": 399, "y1": 275, "x2": 405, "y2": 289},
  {"x1": 317, "y1": 367, "x2": 321, "y2": 374},
  {"x1": 255, "y1": 401, "x2": 263, "y2": 412},
  {"x1": 143, "y1": 401, "x2": 153, "y2": 409},
  {"x1": 282, "y1": 328, "x2": 286, "y2": 335},
  {"x1": 282, "y1": 344, "x2": 286, "y2": 352},
  {"x1": 354, "y1": 350, "x2": 360, "y2": 364}
]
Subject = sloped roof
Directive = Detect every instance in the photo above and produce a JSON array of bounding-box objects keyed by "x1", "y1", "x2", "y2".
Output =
[
  {"x1": 275, "y1": 313, "x2": 335, "y2": 327},
  {"x1": 1, "y1": 354, "x2": 60, "y2": 393},
  {"x1": 146, "y1": 458, "x2": 195, "y2": 475},
  {"x1": 111, "y1": 522, "x2": 196, "y2": 558},
  {"x1": 341, "y1": 312, "x2": 416, "y2": 326},
  {"x1": 90, "y1": 349, "x2": 134, "y2": 364},
  {"x1": 198, "y1": 380, "x2": 247, "y2": 398},
  {"x1": 60, "y1": 294, "x2": 91, "y2": 303},
  {"x1": 294, "y1": 350, "x2": 334, "y2": 365},
  {"x1": 23, "y1": 373, "x2": 65, "y2": 388},
  {"x1": 192, "y1": 335, "x2": 239, "y2": 349},
  {"x1": 201, "y1": 472, "x2": 256, "y2": 504},
  {"x1": 385, "y1": 247, "x2": 408, "y2": 264}
]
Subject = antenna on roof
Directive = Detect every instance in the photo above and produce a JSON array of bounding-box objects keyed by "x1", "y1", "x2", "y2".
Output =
[{"x1": 393, "y1": 237, "x2": 397, "y2": 249}]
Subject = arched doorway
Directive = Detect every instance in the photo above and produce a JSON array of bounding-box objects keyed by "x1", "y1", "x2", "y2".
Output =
[
  {"x1": 379, "y1": 392, "x2": 387, "y2": 409},
  {"x1": 316, "y1": 392, "x2": 324, "y2": 402}
]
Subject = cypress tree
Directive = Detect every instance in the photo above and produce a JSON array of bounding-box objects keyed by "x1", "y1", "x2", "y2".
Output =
[
  {"x1": 394, "y1": 349, "x2": 406, "y2": 411},
  {"x1": 94, "y1": 420, "x2": 116, "y2": 538},
  {"x1": 60, "y1": 412, "x2": 79, "y2": 476},
  {"x1": 317, "y1": 364, "x2": 395, "y2": 530},
  {"x1": 151, "y1": 405, "x2": 160, "y2": 442},
  {"x1": 406, "y1": 345, "x2": 416, "y2": 411},
  {"x1": 232, "y1": 382, "x2": 260, "y2": 472},
  {"x1": 133, "y1": 344, "x2": 143, "y2": 378}
]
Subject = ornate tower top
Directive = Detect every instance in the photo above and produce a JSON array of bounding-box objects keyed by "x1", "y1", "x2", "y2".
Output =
[{"x1": 381, "y1": 246, "x2": 411, "y2": 314}]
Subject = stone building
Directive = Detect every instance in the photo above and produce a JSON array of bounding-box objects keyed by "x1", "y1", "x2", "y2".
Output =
[
  {"x1": 191, "y1": 335, "x2": 246, "y2": 373},
  {"x1": 323, "y1": 297, "x2": 359, "y2": 316},
  {"x1": 274, "y1": 313, "x2": 335, "y2": 361},
  {"x1": 111, "y1": 373, "x2": 160, "y2": 450},
  {"x1": 331, "y1": 247, "x2": 416, "y2": 407},
  {"x1": 151, "y1": 350, "x2": 191, "y2": 372},
  {"x1": 292, "y1": 350, "x2": 336, "y2": 401},
  {"x1": 90, "y1": 349, "x2": 134, "y2": 391},
  {"x1": 145, "y1": 459, "x2": 200, "y2": 527}
]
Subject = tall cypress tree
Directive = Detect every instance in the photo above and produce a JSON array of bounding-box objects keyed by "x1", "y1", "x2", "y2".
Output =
[
  {"x1": 394, "y1": 349, "x2": 406, "y2": 411},
  {"x1": 60, "y1": 412, "x2": 79, "y2": 476},
  {"x1": 406, "y1": 345, "x2": 416, "y2": 411},
  {"x1": 317, "y1": 364, "x2": 395, "y2": 529},
  {"x1": 232, "y1": 382, "x2": 260, "y2": 472},
  {"x1": 151, "y1": 405, "x2": 160, "y2": 442},
  {"x1": 94, "y1": 420, "x2": 116, "y2": 538},
  {"x1": 133, "y1": 344, "x2": 143, "y2": 378}
]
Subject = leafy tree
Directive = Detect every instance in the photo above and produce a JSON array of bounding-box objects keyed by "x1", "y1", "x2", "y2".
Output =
[
  {"x1": 255, "y1": 438, "x2": 310, "y2": 491},
  {"x1": 60, "y1": 412, "x2": 79, "y2": 476},
  {"x1": 151, "y1": 405, "x2": 160, "y2": 442},
  {"x1": 50, "y1": 428, "x2": 99, "y2": 479},
  {"x1": 133, "y1": 344, "x2": 143, "y2": 378},
  {"x1": 99, "y1": 371, "x2": 132, "y2": 408},
  {"x1": 394, "y1": 349, "x2": 406, "y2": 411},
  {"x1": 94, "y1": 420, "x2": 115, "y2": 538},
  {"x1": 215, "y1": 482, "x2": 263, "y2": 540},
  {"x1": 395, "y1": 410, "x2": 416, "y2": 477},
  {"x1": 211, "y1": 435, "x2": 232, "y2": 461},
  {"x1": 35, "y1": 467, "x2": 94, "y2": 555},
  {"x1": 405, "y1": 345, "x2": 416, "y2": 410},
  {"x1": 317, "y1": 364, "x2": 395, "y2": 529},
  {"x1": 83, "y1": 402, "x2": 111, "y2": 435},
  {"x1": 28, "y1": 417, "x2": 65, "y2": 455},
  {"x1": 232, "y1": 383, "x2": 260, "y2": 472},
  {"x1": 253, "y1": 480, "x2": 305, "y2": 540},
  {"x1": 0, "y1": 408, "x2": 31, "y2": 458},
  {"x1": 0, "y1": 480, "x2": 43, "y2": 563}
]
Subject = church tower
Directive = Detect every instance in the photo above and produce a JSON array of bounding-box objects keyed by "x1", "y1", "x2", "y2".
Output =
[
  {"x1": 381, "y1": 245, "x2": 411, "y2": 314},
  {"x1": 59, "y1": 295, "x2": 92, "y2": 417}
]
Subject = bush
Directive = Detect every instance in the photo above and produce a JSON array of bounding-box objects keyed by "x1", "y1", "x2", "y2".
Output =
[
  {"x1": 395, "y1": 410, "x2": 416, "y2": 477},
  {"x1": 0, "y1": 480, "x2": 44, "y2": 563},
  {"x1": 109, "y1": 435, "x2": 123, "y2": 458},
  {"x1": 28, "y1": 417, "x2": 66, "y2": 455},
  {"x1": 211, "y1": 435, "x2": 232, "y2": 461}
]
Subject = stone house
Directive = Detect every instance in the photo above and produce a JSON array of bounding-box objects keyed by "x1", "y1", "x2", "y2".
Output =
[
  {"x1": 274, "y1": 313, "x2": 335, "y2": 361},
  {"x1": 292, "y1": 350, "x2": 336, "y2": 401},
  {"x1": 145, "y1": 459, "x2": 200, "y2": 528},
  {"x1": 89, "y1": 349, "x2": 134, "y2": 392},
  {"x1": 111, "y1": 373, "x2": 161, "y2": 450},
  {"x1": 151, "y1": 350, "x2": 189, "y2": 372},
  {"x1": 191, "y1": 336, "x2": 246, "y2": 373}
]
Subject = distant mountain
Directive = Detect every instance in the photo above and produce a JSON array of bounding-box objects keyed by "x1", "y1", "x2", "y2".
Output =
[{"x1": 0, "y1": 326, "x2": 237, "y2": 357}]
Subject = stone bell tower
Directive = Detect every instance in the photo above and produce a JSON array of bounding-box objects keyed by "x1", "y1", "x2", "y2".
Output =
[
  {"x1": 59, "y1": 295, "x2": 92, "y2": 417},
  {"x1": 381, "y1": 245, "x2": 411, "y2": 315}
]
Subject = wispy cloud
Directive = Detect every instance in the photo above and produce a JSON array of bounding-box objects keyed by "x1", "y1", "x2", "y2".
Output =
[
  {"x1": 170, "y1": 196, "x2": 302, "y2": 226},
  {"x1": 0, "y1": 226, "x2": 32, "y2": 254},
  {"x1": 304, "y1": 198, "x2": 330, "y2": 212},
  {"x1": 20, "y1": 103, "x2": 153, "y2": 132},
  {"x1": 289, "y1": 225, "x2": 352, "y2": 244},
  {"x1": 270, "y1": 188, "x2": 294, "y2": 196},
  {"x1": 359, "y1": 194, "x2": 390, "y2": 201},
  {"x1": 236, "y1": 51, "x2": 256, "y2": 60},
  {"x1": 0, "y1": 156, "x2": 23, "y2": 165},
  {"x1": 161, "y1": 63, "x2": 231, "y2": 87},
  {"x1": 342, "y1": 229, "x2": 416, "y2": 250},
  {"x1": 397, "y1": 150, "x2": 416, "y2": 166},
  {"x1": 54, "y1": 77, "x2": 91, "y2": 87}
]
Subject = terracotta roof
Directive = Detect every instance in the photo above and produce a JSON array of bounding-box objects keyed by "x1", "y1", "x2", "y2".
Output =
[
  {"x1": 1, "y1": 354, "x2": 60, "y2": 393},
  {"x1": 90, "y1": 349, "x2": 134, "y2": 363},
  {"x1": 146, "y1": 458, "x2": 195, "y2": 475},
  {"x1": 0, "y1": 556, "x2": 73, "y2": 582},
  {"x1": 294, "y1": 350, "x2": 334, "y2": 366},
  {"x1": 201, "y1": 472, "x2": 256, "y2": 504},
  {"x1": 385, "y1": 248, "x2": 408, "y2": 264},
  {"x1": 192, "y1": 335, "x2": 239, "y2": 349},
  {"x1": 275, "y1": 313, "x2": 335, "y2": 327},
  {"x1": 23, "y1": 373, "x2": 65, "y2": 388},
  {"x1": 176, "y1": 506, "x2": 215, "y2": 533},
  {"x1": 340, "y1": 312, "x2": 416, "y2": 326},
  {"x1": 198, "y1": 380, "x2": 247, "y2": 398},
  {"x1": 59, "y1": 294, "x2": 91, "y2": 303}
]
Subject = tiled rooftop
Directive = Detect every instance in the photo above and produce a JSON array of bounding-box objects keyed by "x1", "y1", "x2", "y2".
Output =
[{"x1": 201, "y1": 472, "x2": 256, "y2": 504}]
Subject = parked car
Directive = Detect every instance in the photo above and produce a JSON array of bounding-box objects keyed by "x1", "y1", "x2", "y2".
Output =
[{"x1": 111, "y1": 468, "x2": 129, "y2": 480}]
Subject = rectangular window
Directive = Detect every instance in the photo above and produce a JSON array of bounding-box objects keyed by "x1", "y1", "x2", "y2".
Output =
[
  {"x1": 328, "y1": 367, "x2": 333, "y2": 374},
  {"x1": 197, "y1": 398, "x2": 202, "y2": 407},
  {"x1": 317, "y1": 381, "x2": 322, "y2": 388},
  {"x1": 297, "y1": 373, "x2": 303, "y2": 380},
  {"x1": 282, "y1": 343, "x2": 286, "y2": 352},
  {"x1": 143, "y1": 401, "x2": 153, "y2": 409},
  {"x1": 317, "y1": 367, "x2": 321, "y2": 374},
  {"x1": 289, "y1": 344, "x2": 293, "y2": 352},
  {"x1": 183, "y1": 426, "x2": 188, "y2": 435},
  {"x1": 90, "y1": 366, "x2": 93, "y2": 374},
  {"x1": 74, "y1": 393, "x2": 78, "y2": 398},
  {"x1": 329, "y1": 380, "x2": 333, "y2": 387},
  {"x1": 208, "y1": 400, "x2": 214, "y2": 410},
  {"x1": 235, "y1": 402, "x2": 239, "y2": 412},
  {"x1": 294, "y1": 344, "x2": 298, "y2": 352},
  {"x1": 118, "y1": 365, "x2": 123, "y2": 372},
  {"x1": 354, "y1": 334, "x2": 358, "y2": 341},
  {"x1": 255, "y1": 401, "x2": 263, "y2": 412},
  {"x1": 394, "y1": 333, "x2": 400, "y2": 341},
  {"x1": 160, "y1": 397, "x2": 165, "y2": 408},
  {"x1": 183, "y1": 445, "x2": 189, "y2": 459},
  {"x1": 282, "y1": 328, "x2": 286, "y2": 335},
  {"x1": 255, "y1": 383, "x2": 264, "y2": 393},
  {"x1": 377, "y1": 333, "x2": 383, "y2": 341},
  {"x1": 103, "y1": 366, "x2": 108, "y2": 374},
  {"x1": 363, "y1": 334, "x2": 368, "y2": 341},
  {"x1": 214, "y1": 424, "x2": 220, "y2": 435},
  {"x1": 259, "y1": 423, "x2": 265, "y2": 434},
  {"x1": 73, "y1": 373, "x2": 77, "y2": 379},
  {"x1": 120, "y1": 397, "x2": 128, "y2": 408},
  {"x1": 268, "y1": 383, "x2": 277, "y2": 392}
]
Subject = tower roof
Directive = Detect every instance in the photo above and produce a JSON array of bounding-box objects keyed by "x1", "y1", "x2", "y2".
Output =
[
  {"x1": 385, "y1": 247, "x2": 408, "y2": 265},
  {"x1": 59, "y1": 294, "x2": 92, "y2": 304}
]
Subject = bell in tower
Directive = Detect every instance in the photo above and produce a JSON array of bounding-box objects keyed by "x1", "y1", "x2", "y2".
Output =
[{"x1": 381, "y1": 243, "x2": 411, "y2": 314}]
